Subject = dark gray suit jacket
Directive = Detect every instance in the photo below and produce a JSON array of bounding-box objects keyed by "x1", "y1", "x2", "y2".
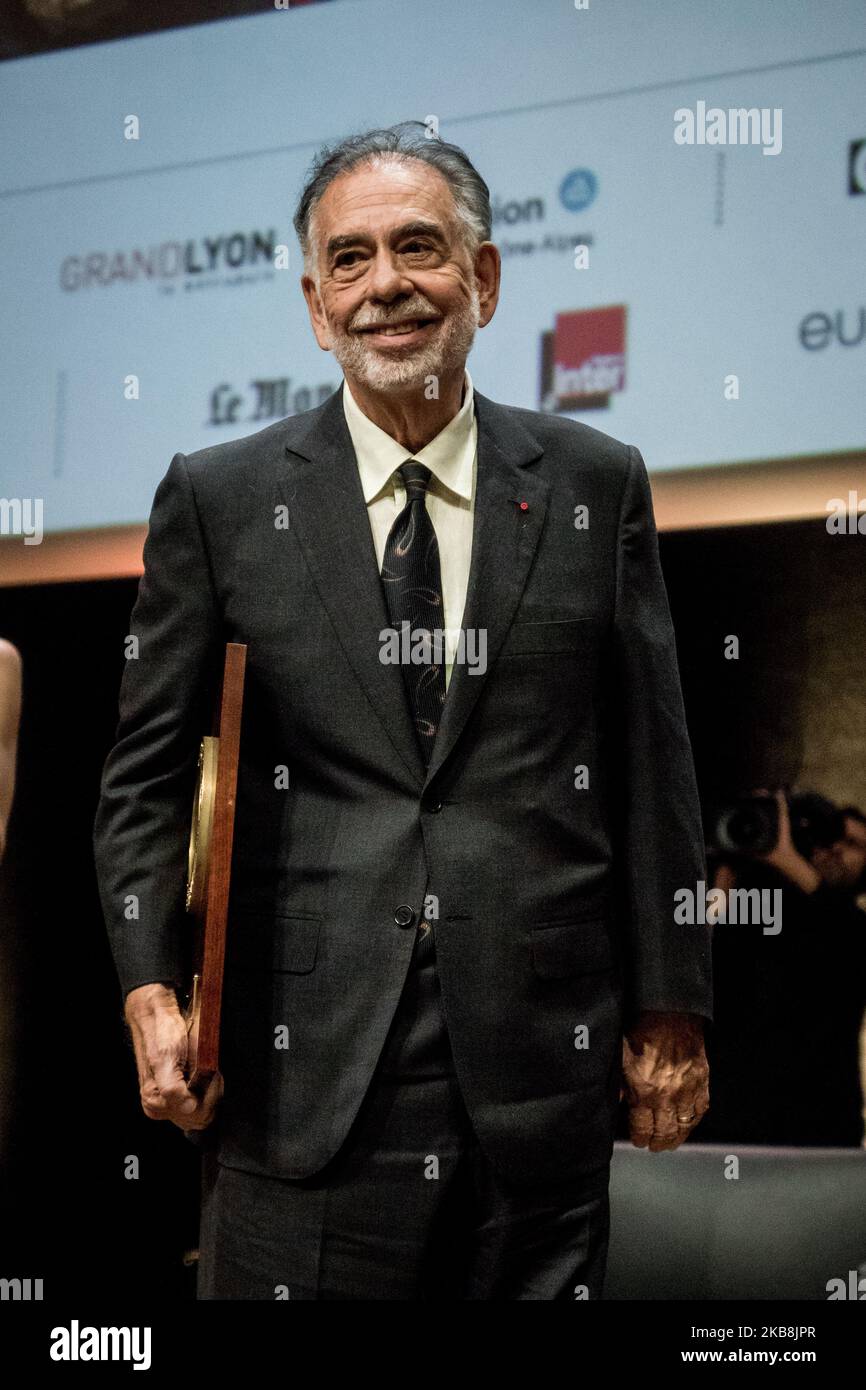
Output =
[{"x1": 93, "y1": 382, "x2": 712, "y2": 1186}]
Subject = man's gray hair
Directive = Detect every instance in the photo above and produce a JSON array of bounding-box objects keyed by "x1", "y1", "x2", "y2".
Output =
[{"x1": 293, "y1": 120, "x2": 492, "y2": 276}]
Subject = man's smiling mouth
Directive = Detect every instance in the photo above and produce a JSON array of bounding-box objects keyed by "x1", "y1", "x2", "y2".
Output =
[{"x1": 355, "y1": 318, "x2": 440, "y2": 337}]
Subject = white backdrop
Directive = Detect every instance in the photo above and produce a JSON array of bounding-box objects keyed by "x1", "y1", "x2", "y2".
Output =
[{"x1": 0, "y1": 0, "x2": 863, "y2": 533}]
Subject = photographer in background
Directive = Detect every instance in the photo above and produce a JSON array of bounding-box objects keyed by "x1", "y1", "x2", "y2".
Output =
[
  {"x1": 748, "y1": 791, "x2": 866, "y2": 903},
  {"x1": 810, "y1": 805, "x2": 866, "y2": 900},
  {"x1": 701, "y1": 789, "x2": 866, "y2": 1148}
]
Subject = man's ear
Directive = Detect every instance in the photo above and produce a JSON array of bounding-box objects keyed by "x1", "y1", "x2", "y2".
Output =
[
  {"x1": 473, "y1": 242, "x2": 501, "y2": 329},
  {"x1": 301, "y1": 274, "x2": 332, "y2": 352}
]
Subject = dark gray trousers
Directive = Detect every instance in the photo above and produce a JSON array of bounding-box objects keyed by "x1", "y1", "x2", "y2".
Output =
[{"x1": 197, "y1": 935, "x2": 611, "y2": 1300}]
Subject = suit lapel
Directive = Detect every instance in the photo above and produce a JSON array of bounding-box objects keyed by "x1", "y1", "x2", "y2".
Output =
[
  {"x1": 422, "y1": 389, "x2": 548, "y2": 788},
  {"x1": 278, "y1": 383, "x2": 548, "y2": 789},
  {"x1": 279, "y1": 385, "x2": 426, "y2": 784}
]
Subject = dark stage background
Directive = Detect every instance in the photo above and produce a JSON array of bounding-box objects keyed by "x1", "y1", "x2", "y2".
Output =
[{"x1": 1, "y1": 515, "x2": 864, "y2": 1299}]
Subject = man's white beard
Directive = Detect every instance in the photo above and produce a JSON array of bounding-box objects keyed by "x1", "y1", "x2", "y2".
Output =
[{"x1": 323, "y1": 284, "x2": 481, "y2": 394}]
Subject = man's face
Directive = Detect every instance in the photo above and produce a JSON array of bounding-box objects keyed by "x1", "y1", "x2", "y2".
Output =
[
  {"x1": 812, "y1": 816, "x2": 866, "y2": 890},
  {"x1": 301, "y1": 157, "x2": 499, "y2": 394}
]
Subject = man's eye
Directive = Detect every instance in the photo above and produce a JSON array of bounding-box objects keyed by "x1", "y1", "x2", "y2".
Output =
[
  {"x1": 335, "y1": 253, "x2": 358, "y2": 267},
  {"x1": 402, "y1": 241, "x2": 429, "y2": 253}
]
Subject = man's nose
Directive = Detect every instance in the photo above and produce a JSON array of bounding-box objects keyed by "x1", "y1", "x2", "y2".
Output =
[{"x1": 366, "y1": 249, "x2": 412, "y2": 300}]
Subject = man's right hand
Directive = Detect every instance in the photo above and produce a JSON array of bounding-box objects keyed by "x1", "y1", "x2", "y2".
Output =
[{"x1": 124, "y1": 982, "x2": 223, "y2": 1131}]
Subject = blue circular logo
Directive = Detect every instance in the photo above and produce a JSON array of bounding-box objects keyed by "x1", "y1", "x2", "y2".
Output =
[{"x1": 559, "y1": 169, "x2": 598, "y2": 213}]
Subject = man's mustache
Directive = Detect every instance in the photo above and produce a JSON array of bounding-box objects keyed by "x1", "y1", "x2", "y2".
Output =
[{"x1": 350, "y1": 303, "x2": 440, "y2": 331}]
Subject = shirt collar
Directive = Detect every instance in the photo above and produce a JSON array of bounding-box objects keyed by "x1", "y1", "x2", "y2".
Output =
[{"x1": 342, "y1": 368, "x2": 476, "y2": 504}]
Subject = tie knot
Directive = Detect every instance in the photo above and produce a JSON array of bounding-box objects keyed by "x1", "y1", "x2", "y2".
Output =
[{"x1": 399, "y1": 460, "x2": 432, "y2": 501}]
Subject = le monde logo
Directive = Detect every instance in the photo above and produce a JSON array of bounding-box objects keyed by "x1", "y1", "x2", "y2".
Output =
[{"x1": 207, "y1": 377, "x2": 338, "y2": 426}]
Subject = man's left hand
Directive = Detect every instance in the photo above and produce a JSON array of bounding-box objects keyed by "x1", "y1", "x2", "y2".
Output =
[{"x1": 621, "y1": 1011, "x2": 709, "y2": 1151}]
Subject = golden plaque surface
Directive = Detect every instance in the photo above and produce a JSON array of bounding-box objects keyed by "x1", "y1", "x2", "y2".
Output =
[{"x1": 186, "y1": 735, "x2": 219, "y2": 920}]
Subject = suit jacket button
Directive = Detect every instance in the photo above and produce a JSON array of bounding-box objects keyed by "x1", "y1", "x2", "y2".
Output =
[{"x1": 394, "y1": 905, "x2": 415, "y2": 928}]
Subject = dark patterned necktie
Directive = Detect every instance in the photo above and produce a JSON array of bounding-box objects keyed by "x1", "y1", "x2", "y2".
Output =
[{"x1": 380, "y1": 461, "x2": 447, "y2": 766}]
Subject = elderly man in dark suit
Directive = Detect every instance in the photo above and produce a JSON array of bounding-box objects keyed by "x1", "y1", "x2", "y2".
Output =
[{"x1": 93, "y1": 122, "x2": 711, "y2": 1301}]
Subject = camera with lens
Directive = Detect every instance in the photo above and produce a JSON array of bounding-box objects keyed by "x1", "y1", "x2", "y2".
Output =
[{"x1": 711, "y1": 791, "x2": 846, "y2": 859}]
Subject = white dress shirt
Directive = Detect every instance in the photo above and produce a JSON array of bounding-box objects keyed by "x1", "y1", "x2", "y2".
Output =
[{"x1": 342, "y1": 369, "x2": 477, "y2": 691}]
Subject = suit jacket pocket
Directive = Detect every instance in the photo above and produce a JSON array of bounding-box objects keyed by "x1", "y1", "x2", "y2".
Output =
[
  {"x1": 500, "y1": 616, "x2": 596, "y2": 656},
  {"x1": 227, "y1": 911, "x2": 322, "y2": 974},
  {"x1": 529, "y1": 919, "x2": 614, "y2": 979}
]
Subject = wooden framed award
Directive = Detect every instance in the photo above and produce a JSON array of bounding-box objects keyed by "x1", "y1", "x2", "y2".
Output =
[{"x1": 183, "y1": 642, "x2": 247, "y2": 1094}]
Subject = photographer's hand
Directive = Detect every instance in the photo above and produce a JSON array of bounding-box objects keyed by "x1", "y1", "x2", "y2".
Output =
[{"x1": 754, "y1": 788, "x2": 821, "y2": 892}]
